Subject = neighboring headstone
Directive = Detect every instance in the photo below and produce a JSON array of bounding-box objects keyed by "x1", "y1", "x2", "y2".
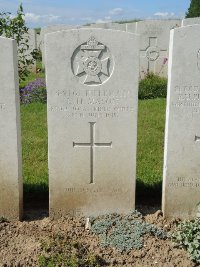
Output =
[
  {"x1": 0, "y1": 37, "x2": 22, "y2": 220},
  {"x1": 182, "y1": 17, "x2": 200, "y2": 26},
  {"x1": 41, "y1": 25, "x2": 80, "y2": 67},
  {"x1": 133, "y1": 20, "x2": 181, "y2": 78},
  {"x1": 27, "y1": 29, "x2": 37, "y2": 72},
  {"x1": 45, "y1": 29, "x2": 139, "y2": 218},
  {"x1": 89, "y1": 22, "x2": 126, "y2": 31},
  {"x1": 126, "y1": 22, "x2": 137, "y2": 33},
  {"x1": 36, "y1": 32, "x2": 42, "y2": 51},
  {"x1": 162, "y1": 25, "x2": 200, "y2": 219}
]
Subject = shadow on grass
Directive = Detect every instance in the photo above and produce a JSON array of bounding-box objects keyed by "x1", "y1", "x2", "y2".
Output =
[
  {"x1": 23, "y1": 183, "x2": 49, "y2": 221},
  {"x1": 23, "y1": 180, "x2": 162, "y2": 220},
  {"x1": 136, "y1": 180, "x2": 162, "y2": 206}
]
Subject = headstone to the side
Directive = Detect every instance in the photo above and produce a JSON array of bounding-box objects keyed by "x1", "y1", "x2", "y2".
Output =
[
  {"x1": 0, "y1": 37, "x2": 22, "y2": 220},
  {"x1": 126, "y1": 22, "x2": 137, "y2": 33},
  {"x1": 27, "y1": 29, "x2": 37, "y2": 72},
  {"x1": 133, "y1": 20, "x2": 181, "y2": 78},
  {"x1": 45, "y1": 29, "x2": 139, "y2": 218},
  {"x1": 163, "y1": 25, "x2": 200, "y2": 219},
  {"x1": 41, "y1": 25, "x2": 80, "y2": 67},
  {"x1": 182, "y1": 17, "x2": 200, "y2": 26},
  {"x1": 36, "y1": 33, "x2": 40, "y2": 49},
  {"x1": 89, "y1": 22, "x2": 126, "y2": 31}
]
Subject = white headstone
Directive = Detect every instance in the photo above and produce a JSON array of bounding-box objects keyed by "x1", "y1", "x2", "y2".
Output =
[
  {"x1": 135, "y1": 20, "x2": 181, "y2": 78},
  {"x1": 89, "y1": 22, "x2": 126, "y2": 31},
  {"x1": 27, "y1": 29, "x2": 37, "y2": 72},
  {"x1": 45, "y1": 29, "x2": 139, "y2": 218},
  {"x1": 126, "y1": 22, "x2": 137, "y2": 33},
  {"x1": 41, "y1": 25, "x2": 80, "y2": 67},
  {"x1": 0, "y1": 37, "x2": 22, "y2": 220},
  {"x1": 182, "y1": 17, "x2": 200, "y2": 26},
  {"x1": 163, "y1": 25, "x2": 200, "y2": 218}
]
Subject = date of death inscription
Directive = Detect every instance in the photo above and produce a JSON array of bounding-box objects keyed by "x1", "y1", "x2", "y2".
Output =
[{"x1": 49, "y1": 89, "x2": 135, "y2": 119}]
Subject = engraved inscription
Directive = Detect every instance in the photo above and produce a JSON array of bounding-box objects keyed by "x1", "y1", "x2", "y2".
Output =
[
  {"x1": 172, "y1": 85, "x2": 200, "y2": 116},
  {"x1": 65, "y1": 187, "x2": 124, "y2": 194},
  {"x1": 50, "y1": 89, "x2": 134, "y2": 119},
  {"x1": 71, "y1": 36, "x2": 114, "y2": 85},
  {"x1": 73, "y1": 122, "x2": 112, "y2": 184},
  {"x1": 168, "y1": 177, "x2": 200, "y2": 188}
]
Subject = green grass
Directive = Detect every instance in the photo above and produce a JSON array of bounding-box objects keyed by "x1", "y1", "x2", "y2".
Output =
[
  {"x1": 137, "y1": 98, "x2": 166, "y2": 201},
  {"x1": 21, "y1": 103, "x2": 48, "y2": 192},
  {"x1": 21, "y1": 98, "x2": 166, "y2": 197}
]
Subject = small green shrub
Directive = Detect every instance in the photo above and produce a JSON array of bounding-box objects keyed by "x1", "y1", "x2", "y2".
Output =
[
  {"x1": 139, "y1": 73, "x2": 167, "y2": 100},
  {"x1": 171, "y1": 218, "x2": 200, "y2": 263}
]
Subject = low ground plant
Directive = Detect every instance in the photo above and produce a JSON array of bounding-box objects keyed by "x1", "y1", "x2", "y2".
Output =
[
  {"x1": 20, "y1": 78, "x2": 46, "y2": 104},
  {"x1": 91, "y1": 210, "x2": 167, "y2": 251},
  {"x1": 171, "y1": 217, "x2": 200, "y2": 263},
  {"x1": 38, "y1": 235, "x2": 105, "y2": 267}
]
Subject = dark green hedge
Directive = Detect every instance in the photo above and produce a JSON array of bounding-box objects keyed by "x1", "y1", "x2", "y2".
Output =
[{"x1": 139, "y1": 73, "x2": 167, "y2": 100}]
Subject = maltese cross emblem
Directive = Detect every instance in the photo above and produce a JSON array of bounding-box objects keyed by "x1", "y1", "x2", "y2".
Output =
[{"x1": 72, "y1": 36, "x2": 113, "y2": 85}]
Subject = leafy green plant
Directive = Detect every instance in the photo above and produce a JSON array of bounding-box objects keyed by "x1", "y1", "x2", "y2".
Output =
[
  {"x1": 171, "y1": 217, "x2": 200, "y2": 263},
  {"x1": 139, "y1": 73, "x2": 167, "y2": 99},
  {"x1": 0, "y1": 4, "x2": 39, "y2": 81}
]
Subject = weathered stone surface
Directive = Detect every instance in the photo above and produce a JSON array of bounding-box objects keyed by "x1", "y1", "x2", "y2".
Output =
[
  {"x1": 45, "y1": 29, "x2": 139, "y2": 218},
  {"x1": 162, "y1": 25, "x2": 200, "y2": 219},
  {"x1": 182, "y1": 17, "x2": 200, "y2": 26},
  {"x1": 0, "y1": 37, "x2": 22, "y2": 220},
  {"x1": 41, "y1": 23, "x2": 125, "y2": 67},
  {"x1": 126, "y1": 22, "x2": 137, "y2": 33},
  {"x1": 41, "y1": 25, "x2": 80, "y2": 66},
  {"x1": 89, "y1": 22, "x2": 126, "y2": 31},
  {"x1": 134, "y1": 20, "x2": 181, "y2": 78}
]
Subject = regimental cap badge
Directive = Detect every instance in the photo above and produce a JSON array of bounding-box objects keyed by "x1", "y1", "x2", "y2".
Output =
[
  {"x1": 71, "y1": 35, "x2": 114, "y2": 86},
  {"x1": 81, "y1": 36, "x2": 105, "y2": 50}
]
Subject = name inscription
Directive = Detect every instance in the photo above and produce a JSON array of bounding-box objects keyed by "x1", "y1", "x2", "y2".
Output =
[{"x1": 50, "y1": 89, "x2": 134, "y2": 119}]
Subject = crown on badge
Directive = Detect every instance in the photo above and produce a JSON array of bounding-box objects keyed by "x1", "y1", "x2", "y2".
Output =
[{"x1": 81, "y1": 36, "x2": 105, "y2": 50}]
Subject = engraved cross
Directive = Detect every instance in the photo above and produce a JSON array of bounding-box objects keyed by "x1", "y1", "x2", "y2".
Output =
[
  {"x1": 73, "y1": 122, "x2": 112, "y2": 184},
  {"x1": 140, "y1": 37, "x2": 167, "y2": 73}
]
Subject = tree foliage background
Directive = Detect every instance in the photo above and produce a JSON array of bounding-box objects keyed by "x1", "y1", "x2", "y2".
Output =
[
  {"x1": 186, "y1": 0, "x2": 200, "y2": 18},
  {"x1": 0, "y1": 4, "x2": 39, "y2": 81}
]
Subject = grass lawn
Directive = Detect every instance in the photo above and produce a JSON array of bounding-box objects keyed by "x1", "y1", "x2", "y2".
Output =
[{"x1": 21, "y1": 98, "x2": 166, "y2": 200}]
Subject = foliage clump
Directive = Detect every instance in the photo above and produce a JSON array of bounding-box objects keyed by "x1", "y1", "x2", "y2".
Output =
[
  {"x1": 0, "y1": 4, "x2": 39, "y2": 81},
  {"x1": 139, "y1": 73, "x2": 167, "y2": 100},
  {"x1": 186, "y1": 0, "x2": 200, "y2": 18},
  {"x1": 38, "y1": 234, "x2": 106, "y2": 267},
  {"x1": 90, "y1": 210, "x2": 167, "y2": 251},
  {"x1": 20, "y1": 78, "x2": 46, "y2": 104},
  {"x1": 171, "y1": 204, "x2": 200, "y2": 264}
]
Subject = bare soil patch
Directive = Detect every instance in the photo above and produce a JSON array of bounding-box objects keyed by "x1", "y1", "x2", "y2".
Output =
[{"x1": 0, "y1": 195, "x2": 199, "y2": 267}]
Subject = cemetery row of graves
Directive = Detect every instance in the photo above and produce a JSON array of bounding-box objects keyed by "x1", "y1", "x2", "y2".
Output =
[
  {"x1": 0, "y1": 18, "x2": 200, "y2": 223},
  {"x1": 0, "y1": 14, "x2": 200, "y2": 264}
]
